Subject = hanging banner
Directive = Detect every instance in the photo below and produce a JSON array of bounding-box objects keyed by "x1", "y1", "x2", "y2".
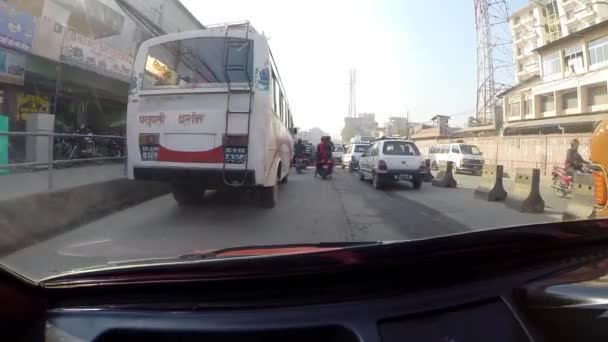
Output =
[
  {"x1": 59, "y1": 27, "x2": 133, "y2": 81},
  {"x1": 0, "y1": 47, "x2": 25, "y2": 86},
  {"x1": 0, "y1": 2, "x2": 38, "y2": 52}
]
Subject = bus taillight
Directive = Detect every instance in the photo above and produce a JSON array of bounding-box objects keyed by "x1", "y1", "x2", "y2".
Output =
[
  {"x1": 223, "y1": 134, "x2": 248, "y2": 147},
  {"x1": 594, "y1": 171, "x2": 607, "y2": 206}
]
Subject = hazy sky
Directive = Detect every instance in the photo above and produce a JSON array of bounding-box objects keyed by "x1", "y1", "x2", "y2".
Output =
[{"x1": 182, "y1": 0, "x2": 528, "y2": 135}]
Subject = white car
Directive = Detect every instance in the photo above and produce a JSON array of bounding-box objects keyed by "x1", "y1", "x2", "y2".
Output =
[
  {"x1": 342, "y1": 144, "x2": 370, "y2": 171},
  {"x1": 333, "y1": 144, "x2": 345, "y2": 164},
  {"x1": 358, "y1": 139, "x2": 425, "y2": 190},
  {"x1": 428, "y1": 143, "x2": 484, "y2": 175}
]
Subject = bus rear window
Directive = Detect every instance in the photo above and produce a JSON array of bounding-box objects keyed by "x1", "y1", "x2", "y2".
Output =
[{"x1": 143, "y1": 37, "x2": 254, "y2": 90}]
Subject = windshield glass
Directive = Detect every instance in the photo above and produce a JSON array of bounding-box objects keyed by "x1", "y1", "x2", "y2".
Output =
[
  {"x1": 0, "y1": 0, "x2": 606, "y2": 284},
  {"x1": 354, "y1": 145, "x2": 368, "y2": 153},
  {"x1": 460, "y1": 145, "x2": 482, "y2": 155},
  {"x1": 143, "y1": 37, "x2": 253, "y2": 89},
  {"x1": 383, "y1": 141, "x2": 420, "y2": 156}
]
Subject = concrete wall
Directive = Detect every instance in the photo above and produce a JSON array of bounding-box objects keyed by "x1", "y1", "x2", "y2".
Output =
[{"x1": 415, "y1": 133, "x2": 592, "y2": 175}]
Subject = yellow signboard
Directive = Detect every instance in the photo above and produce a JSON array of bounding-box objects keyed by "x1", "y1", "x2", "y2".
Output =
[
  {"x1": 17, "y1": 94, "x2": 50, "y2": 120},
  {"x1": 145, "y1": 56, "x2": 177, "y2": 86}
]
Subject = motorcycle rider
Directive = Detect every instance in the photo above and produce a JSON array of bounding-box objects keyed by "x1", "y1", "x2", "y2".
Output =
[
  {"x1": 565, "y1": 138, "x2": 590, "y2": 175},
  {"x1": 295, "y1": 139, "x2": 306, "y2": 158},
  {"x1": 315, "y1": 136, "x2": 333, "y2": 176}
]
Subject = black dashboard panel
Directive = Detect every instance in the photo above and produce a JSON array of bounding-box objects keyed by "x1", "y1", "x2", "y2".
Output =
[
  {"x1": 380, "y1": 300, "x2": 529, "y2": 342},
  {"x1": 43, "y1": 293, "x2": 533, "y2": 342}
]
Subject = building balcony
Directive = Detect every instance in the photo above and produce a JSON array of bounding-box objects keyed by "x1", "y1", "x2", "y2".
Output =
[
  {"x1": 521, "y1": 14, "x2": 535, "y2": 24},
  {"x1": 560, "y1": 0, "x2": 579, "y2": 11},
  {"x1": 513, "y1": 36, "x2": 527, "y2": 46}
]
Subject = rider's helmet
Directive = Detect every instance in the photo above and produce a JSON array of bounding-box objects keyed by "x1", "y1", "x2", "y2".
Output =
[{"x1": 571, "y1": 138, "x2": 580, "y2": 148}]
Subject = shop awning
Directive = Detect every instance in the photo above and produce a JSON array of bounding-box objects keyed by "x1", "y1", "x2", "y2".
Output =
[{"x1": 504, "y1": 113, "x2": 608, "y2": 131}]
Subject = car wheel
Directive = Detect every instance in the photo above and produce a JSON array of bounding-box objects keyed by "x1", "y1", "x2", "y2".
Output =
[
  {"x1": 412, "y1": 178, "x2": 422, "y2": 190},
  {"x1": 341, "y1": 163, "x2": 345, "y2": 169},
  {"x1": 279, "y1": 172, "x2": 288, "y2": 184},
  {"x1": 359, "y1": 169, "x2": 365, "y2": 181},
  {"x1": 172, "y1": 184, "x2": 204, "y2": 206},
  {"x1": 259, "y1": 184, "x2": 277, "y2": 208},
  {"x1": 372, "y1": 173, "x2": 383, "y2": 190}
]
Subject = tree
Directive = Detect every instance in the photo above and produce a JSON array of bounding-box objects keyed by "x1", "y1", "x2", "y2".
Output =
[{"x1": 341, "y1": 126, "x2": 358, "y2": 143}]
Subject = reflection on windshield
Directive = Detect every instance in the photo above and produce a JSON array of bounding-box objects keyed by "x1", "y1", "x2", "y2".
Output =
[{"x1": 144, "y1": 37, "x2": 253, "y2": 89}]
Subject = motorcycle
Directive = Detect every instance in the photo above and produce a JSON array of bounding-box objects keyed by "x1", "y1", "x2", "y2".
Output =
[
  {"x1": 551, "y1": 164, "x2": 594, "y2": 197},
  {"x1": 295, "y1": 155, "x2": 308, "y2": 174},
  {"x1": 315, "y1": 159, "x2": 333, "y2": 180},
  {"x1": 67, "y1": 126, "x2": 103, "y2": 163},
  {"x1": 107, "y1": 137, "x2": 125, "y2": 159}
]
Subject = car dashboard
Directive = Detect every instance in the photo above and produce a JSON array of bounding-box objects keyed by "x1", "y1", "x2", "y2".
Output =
[{"x1": 5, "y1": 221, "x2": 608, "y2": 341}]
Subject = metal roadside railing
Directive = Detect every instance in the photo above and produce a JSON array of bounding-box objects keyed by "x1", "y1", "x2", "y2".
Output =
[{"x1": 0, "y1": 131, "x2": 126, "y2": 191}]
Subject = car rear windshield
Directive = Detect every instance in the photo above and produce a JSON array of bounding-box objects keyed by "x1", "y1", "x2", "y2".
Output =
[
  {"x1": 383, "y1": 141, "x2": 420, "y2": 156},
  {"x1": 354, "y1": 145, "x2": 368, "y2": 153},
  {"x1": 143, "y1": 37, "x2": 254, "y2": 89}
]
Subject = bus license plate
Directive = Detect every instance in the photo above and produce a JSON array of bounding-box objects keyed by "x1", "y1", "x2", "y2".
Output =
[
  {"x1": 224, "y1": 147, "x2": 247, "y2": 164},
  {"x1": 140, "y1": 145, "x2": 159, "y2": 161}
]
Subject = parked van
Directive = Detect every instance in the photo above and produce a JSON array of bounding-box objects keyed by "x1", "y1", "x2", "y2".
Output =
[{"x1": 428, "y1": 143, "x2": 484, "y2": 174}]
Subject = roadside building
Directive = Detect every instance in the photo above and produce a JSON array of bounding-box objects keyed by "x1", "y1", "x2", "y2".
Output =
[
  {"x1": 503, "y1": 19, "x2": 608, "y2": 135},
  {"x1": 511, "y1": 3, "x2": 551, "y2": 83},
  {"x1": 502, "y1": 1, "x2": 608, "y2": 135},
  {"x1": 411, "y1": 115, "x2": 451, "y2": 141},
  {"x1": 341, "y1": 113, "x2": 378, "y2": 142},
  {"x1": 1, "y1": 0, "x2": 203, "y2": 135}
]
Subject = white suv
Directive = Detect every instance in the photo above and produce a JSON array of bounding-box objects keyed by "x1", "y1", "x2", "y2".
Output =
[{"x1": 358, "y1": 139, "x2": 425, "y2": 190}]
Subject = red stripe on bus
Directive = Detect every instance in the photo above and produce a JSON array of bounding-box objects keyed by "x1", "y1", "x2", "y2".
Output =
[{"x1": 157, "y1": 145, "x2": 224, "y2": 163}]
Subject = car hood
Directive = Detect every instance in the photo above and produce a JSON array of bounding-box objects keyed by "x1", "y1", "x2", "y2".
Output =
[{"x1": 35, "y1": 220, "x2": 608, "y2": 289}]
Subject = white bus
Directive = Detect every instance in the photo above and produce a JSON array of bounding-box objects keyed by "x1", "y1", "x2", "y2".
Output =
[{"x1": 127, "y1": 22, "x2": 295, "y2": 208}]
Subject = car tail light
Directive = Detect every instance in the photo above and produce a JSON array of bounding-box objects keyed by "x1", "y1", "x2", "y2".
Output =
[
  {"x1": 594, "y1": 171, "x2": 607, "y2": 207},
  {"x1": 378, "y1": 160, "x2": 388, "y2": 171},
  {"x1": 223, "y1": 134, "x2": 248, "y2": 146}
]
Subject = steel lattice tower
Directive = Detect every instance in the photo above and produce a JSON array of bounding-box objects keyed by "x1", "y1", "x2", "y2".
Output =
[
  {"x1": 474, "y1": 0, "x2": 513, "y2": 126},
  {"x1": 348, "y1": 68, "x2": 357, "y2": 118}
]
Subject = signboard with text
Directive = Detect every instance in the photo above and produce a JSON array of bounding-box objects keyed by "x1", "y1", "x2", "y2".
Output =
[
  {"x1": 59, "y1": 27, "x2": 133, "y2": 81},
  {"x1": 17, "y1": 94, "x2": 50, "y2": 121},
  {"x1": 0, "y1": 3, "x2": 38, "y2": 52}
]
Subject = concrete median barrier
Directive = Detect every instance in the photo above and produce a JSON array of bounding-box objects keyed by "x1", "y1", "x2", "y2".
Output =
[
  {"x1": 432, "y1": 161, "x2": 457, "y2": 188},
  {"x1": 474, "y1": 164, "x2": 507, "y2": 201},
  {"x1": 0, "y1": 178, "x2": 170, "y2": 256},
  {"x1": 505, "y1": 168, "x2": 545, "y2": 213},
  {"x1": 563, "y1": 173, "x2": 597, "y2": 221}
]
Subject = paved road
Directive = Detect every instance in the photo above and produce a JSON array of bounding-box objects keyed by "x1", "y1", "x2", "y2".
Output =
[{"x1": 3, "y1": 168, "x2": 471, "y2": 281}]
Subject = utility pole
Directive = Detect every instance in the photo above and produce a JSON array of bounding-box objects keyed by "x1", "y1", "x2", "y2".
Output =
[
  {"x1": 348, "y1": 68, "x2": 357, "y2": 118},
  {"x1": 406, "y1": 110, "x2": 410, "y2": 140}
]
